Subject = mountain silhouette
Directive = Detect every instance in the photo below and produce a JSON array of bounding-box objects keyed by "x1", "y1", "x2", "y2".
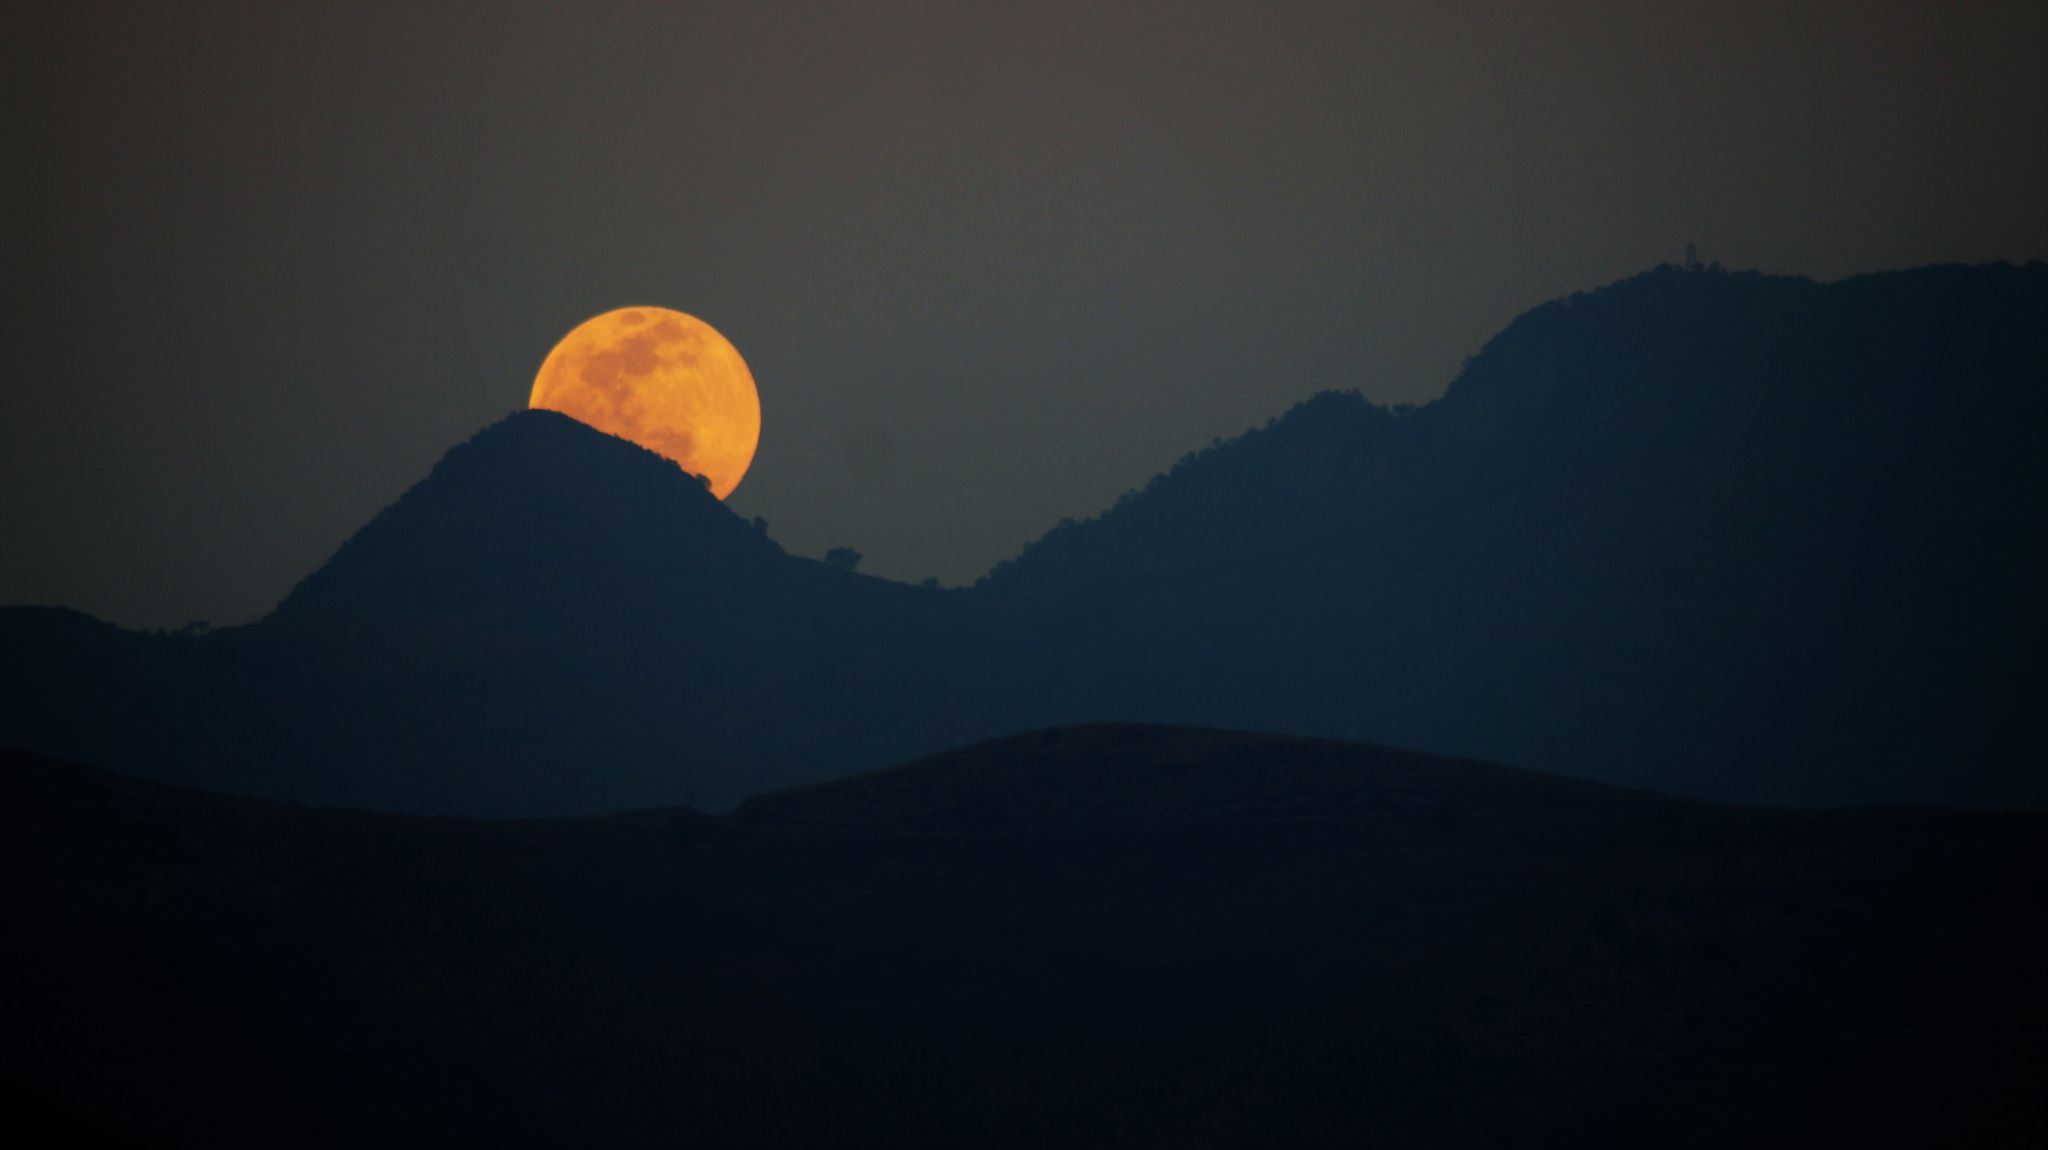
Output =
[
  {"x1": 2, "y1": 262, "x2": 2044, "y2": 812},
  {"x1": 270, "y1": 407, "x2": 785, "y2": 624},
  {"x1": 5, "y1": 726, "x2": 2043, "y2": 1149},
  {"x1": 982, "y1": 262, "x2": 2048, "y2": 805},
  {"x1": 1, "y1": 410, "x2": 1055, "y2": 813}
]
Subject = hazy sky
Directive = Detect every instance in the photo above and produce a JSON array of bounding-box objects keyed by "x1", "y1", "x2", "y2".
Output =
[{"x1": 3, "y1": 0, "x2": 2044, "y2": 628}]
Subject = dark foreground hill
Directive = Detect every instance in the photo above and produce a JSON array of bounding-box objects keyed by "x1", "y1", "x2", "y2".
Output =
[
  {"x1": 4, "y1": 726, "x2": 2044, "y2": 1149},
  {"x1": 2, "y1": 262, "x2": 2044, "y2": 813}
]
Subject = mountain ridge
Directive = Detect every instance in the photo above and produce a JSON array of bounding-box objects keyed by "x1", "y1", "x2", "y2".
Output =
[
  {"x1": 984, "y1": 261, "x2": 2047, "y2": 600},
  {"x1": 4, "y1": 261, "x2": 2044, "y2": 812}
]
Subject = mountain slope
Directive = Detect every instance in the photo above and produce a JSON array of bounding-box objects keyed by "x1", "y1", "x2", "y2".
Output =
[
  {"x1": 984, "y1": 263, "x2": 2048, "y2": 805},
  {"x1": 6, "y1": 727, "x2": 2044, "y2": 1149},
  {"x1": 0, "y1": 413, "x2": 1057, "y2": 814},
  {"x1": 989, "y1": 264, "x2": 2046, "y2": 601}
]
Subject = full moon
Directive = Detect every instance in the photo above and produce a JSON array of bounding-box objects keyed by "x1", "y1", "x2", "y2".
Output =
[{"x1": 528, "y1": 308, "x2": 761, "y2": 499}]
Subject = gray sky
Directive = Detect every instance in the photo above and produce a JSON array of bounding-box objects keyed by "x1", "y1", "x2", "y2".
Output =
[{"x1": 3, "y1": 0, "x2": 2044, "y2": 628}]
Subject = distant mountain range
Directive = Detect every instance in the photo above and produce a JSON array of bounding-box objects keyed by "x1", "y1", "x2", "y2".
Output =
[
  {"x1": 7, "y1": 725, "x2": 2043, "y2": 1149},
  {"x1": 3, "y1": 262, "x2": 2044, "y2": 812}
]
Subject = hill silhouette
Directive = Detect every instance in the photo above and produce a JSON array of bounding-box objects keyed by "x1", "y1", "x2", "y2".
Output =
[
  {"x1": 5, "y1": 726, "x2": 2043, "y2": 1149},
  {"x1": 270, "y1": 406, "x2": 785, "y2": 624},
  {"x1": 983, "y1": 262, "x2": 2048, "y2": 805},
  {"x1": 988, "y1": 265, "x2": 2047, "y2": 601},
  {"x1": 0, "y1": 410, "x2": 1056, "y2": 813},
  {"x1": 2, "y1": 262, "x2": 2044, "y2": 812}
]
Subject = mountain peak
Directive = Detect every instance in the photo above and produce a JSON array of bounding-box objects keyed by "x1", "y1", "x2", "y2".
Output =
[
  {"x1": 436, "y1": 407, "x2": 723, "y2": 492},
  {"x1": 269, "y1": 409, "x2": 781, "y2": 626},
  {"x1": 734, "y1": 723, "x2": 1671, "y2": 833}
]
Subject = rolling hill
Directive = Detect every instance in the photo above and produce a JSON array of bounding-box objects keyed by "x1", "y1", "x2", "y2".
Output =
[{"x1": 6, "y1": 726, "x2": 2044, "y2": 1148}]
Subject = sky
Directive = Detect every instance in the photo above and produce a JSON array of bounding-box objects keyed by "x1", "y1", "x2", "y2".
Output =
[{"x1": 2, "y1": 0, "x2": 2044, "y2": 629}]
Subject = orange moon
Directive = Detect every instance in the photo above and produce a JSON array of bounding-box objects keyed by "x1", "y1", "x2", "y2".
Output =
[{"x1": 528, "y1": 308, "x2": 761, "y2": 499}]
